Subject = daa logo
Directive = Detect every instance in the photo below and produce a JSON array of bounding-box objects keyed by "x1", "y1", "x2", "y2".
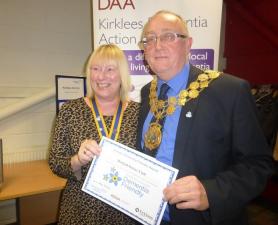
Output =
[{"x1": 98, "y1": 0, "x2": 135, "y2": 10}]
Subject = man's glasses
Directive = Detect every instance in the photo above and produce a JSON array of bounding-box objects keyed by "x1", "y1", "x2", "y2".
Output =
[{"x1": 140, "y1": 32, "x2": 187, "y2": 49}]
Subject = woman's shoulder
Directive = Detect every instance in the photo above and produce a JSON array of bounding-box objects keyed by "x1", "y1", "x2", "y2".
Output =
[
  {"x1": 126, "y1": 100, "x2": 140, "y2": 109},
  {"x1": 58, "y1": 97, "x2": 87, "y2": 114},
  {"x1": 124, "y1": 100, "x2": 140, "y2": 117}
]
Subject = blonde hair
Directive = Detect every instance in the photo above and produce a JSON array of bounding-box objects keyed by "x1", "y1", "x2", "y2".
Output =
[{"x1": 85, "y1": 44, "x2": 131, "y2": 102}]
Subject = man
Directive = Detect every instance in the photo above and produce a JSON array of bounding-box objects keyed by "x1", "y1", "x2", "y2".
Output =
[{"x1": 137, "y1": 10, "x2": 273, "y2": 225}]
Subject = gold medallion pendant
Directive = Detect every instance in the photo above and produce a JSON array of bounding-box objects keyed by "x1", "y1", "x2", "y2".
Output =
[{"x1": 144, "y1": 122, "x2": 163, "y2": 150}]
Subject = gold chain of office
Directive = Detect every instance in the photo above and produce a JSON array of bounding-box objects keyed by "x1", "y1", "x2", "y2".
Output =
[{"x1": 149, "y1": 70, "x2": 222, "y2": 121}]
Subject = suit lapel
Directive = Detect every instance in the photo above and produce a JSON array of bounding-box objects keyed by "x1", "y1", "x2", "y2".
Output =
[
  {"x1": 173, "y1": 65, "x2": 203, "y2": 169},
  {"x1": 136, "y1": 83, "x2": 151, "y2": 151}
]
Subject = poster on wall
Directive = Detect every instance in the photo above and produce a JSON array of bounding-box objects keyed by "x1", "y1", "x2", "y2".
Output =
[
  {"x1": 92, "y1": 0, "x2": 223, "y2": 101},
  {"x1": 55, "y1": 75, "x2": 86, "y2": 114}
]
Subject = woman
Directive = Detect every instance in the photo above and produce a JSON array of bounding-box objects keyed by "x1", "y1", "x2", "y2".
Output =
[{"x1": 49, "y1": 44, "x2": 139, "y2": 225}]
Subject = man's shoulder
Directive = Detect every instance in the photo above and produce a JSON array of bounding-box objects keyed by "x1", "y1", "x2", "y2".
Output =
[
  {"x1": 190, "y1": 64, "x2": 248, "y2": 87},
  {"x1": 141, "y1": 81, "x2": 152, "y2": 92},
  {"x1": 215, "y1": 72, "x2": 250, "y2": 93}
]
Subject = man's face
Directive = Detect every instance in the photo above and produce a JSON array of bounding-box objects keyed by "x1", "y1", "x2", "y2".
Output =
[{"x1": 143, "y1": 13, "x2": 192, "y2": 81}]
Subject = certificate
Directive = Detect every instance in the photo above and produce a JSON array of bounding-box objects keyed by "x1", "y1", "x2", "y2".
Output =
[{"x1": 82, "y1": 137, "x2": 179, "y2": 225}]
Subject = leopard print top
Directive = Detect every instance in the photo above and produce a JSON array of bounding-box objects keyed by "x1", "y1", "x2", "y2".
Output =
[{"x1": 49, "y1": 98, "x2": 140, "y2": 225}]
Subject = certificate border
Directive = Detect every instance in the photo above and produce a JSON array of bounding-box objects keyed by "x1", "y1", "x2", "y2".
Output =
[{"x1": 82, "y1": 137, "x2": 178, "y2": 225}]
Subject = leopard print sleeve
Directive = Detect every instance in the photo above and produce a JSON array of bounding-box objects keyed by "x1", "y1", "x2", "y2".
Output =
[{"x1": 48, "y1": 100, "x2": 78, "y2": 180}]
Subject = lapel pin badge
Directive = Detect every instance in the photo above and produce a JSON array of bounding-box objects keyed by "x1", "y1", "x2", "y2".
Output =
[{"x1": 186, "y1": 111, "x2": 192, "y2": 118}]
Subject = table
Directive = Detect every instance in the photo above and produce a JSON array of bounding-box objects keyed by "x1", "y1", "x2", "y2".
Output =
[{"x1": 0, "y1": 160, "x2": 66, "y2": 225}]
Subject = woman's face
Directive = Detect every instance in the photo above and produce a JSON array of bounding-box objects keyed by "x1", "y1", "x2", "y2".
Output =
[{"x1": 90, "y1": 61, "x2": 121, "y2": 102}]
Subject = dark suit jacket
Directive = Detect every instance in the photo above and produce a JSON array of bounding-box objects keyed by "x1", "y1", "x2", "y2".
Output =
[{"x1": 136, "y1": 65, "x2": 274, "y2": 225}]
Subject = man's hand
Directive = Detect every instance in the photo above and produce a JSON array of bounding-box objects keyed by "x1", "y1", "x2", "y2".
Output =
[{"x1": 163, "y1": 175, "x2": 209, "y2": 211}]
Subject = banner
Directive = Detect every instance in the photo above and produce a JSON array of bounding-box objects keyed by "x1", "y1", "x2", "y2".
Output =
[{"x1": 92, "y1": 0, "x2": 223, "y2": 101}]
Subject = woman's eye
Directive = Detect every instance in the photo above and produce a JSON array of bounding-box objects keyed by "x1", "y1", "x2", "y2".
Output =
[
  {"x1": 107, "y1": 67, "x2": 115, "y2": 72},
  {"x1": 91, "y1": 67, "x2": 99, "y2": 71}
]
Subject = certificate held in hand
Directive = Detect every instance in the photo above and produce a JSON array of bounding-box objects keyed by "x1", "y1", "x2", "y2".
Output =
[{"x1": 82, "y1": 137, "x2": 179, "y2": 225}]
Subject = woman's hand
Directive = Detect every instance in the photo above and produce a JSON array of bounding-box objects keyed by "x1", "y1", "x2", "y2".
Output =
[
  {"x1": 71, "y1": 139, "x2": 102, "y2": 175},
  {"x1": 77, "y1": 139, "x2": 102, "y2": 166}
]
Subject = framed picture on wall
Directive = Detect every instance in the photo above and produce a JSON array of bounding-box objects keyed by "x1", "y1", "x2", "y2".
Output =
[{"x1": 55, "y1": 75, "x2": 87, "y2": 114}]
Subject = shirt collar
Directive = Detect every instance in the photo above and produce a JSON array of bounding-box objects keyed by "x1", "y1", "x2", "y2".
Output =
[{"x1": 157, "y1": 63, "x2": 190, "y2": 96}]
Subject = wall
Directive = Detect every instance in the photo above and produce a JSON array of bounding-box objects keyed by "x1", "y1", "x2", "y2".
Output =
[
  {"x1": 0, "y1": 0, "x2": 92, "y2": 163},
  {"x1": 0, "y1": 0, "x2": 92, "y2": 224}
]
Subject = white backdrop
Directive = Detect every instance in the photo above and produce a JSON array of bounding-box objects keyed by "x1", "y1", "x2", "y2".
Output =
[{"x1": 92, "y1": 0, "x2": 223, "y2": 101}]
